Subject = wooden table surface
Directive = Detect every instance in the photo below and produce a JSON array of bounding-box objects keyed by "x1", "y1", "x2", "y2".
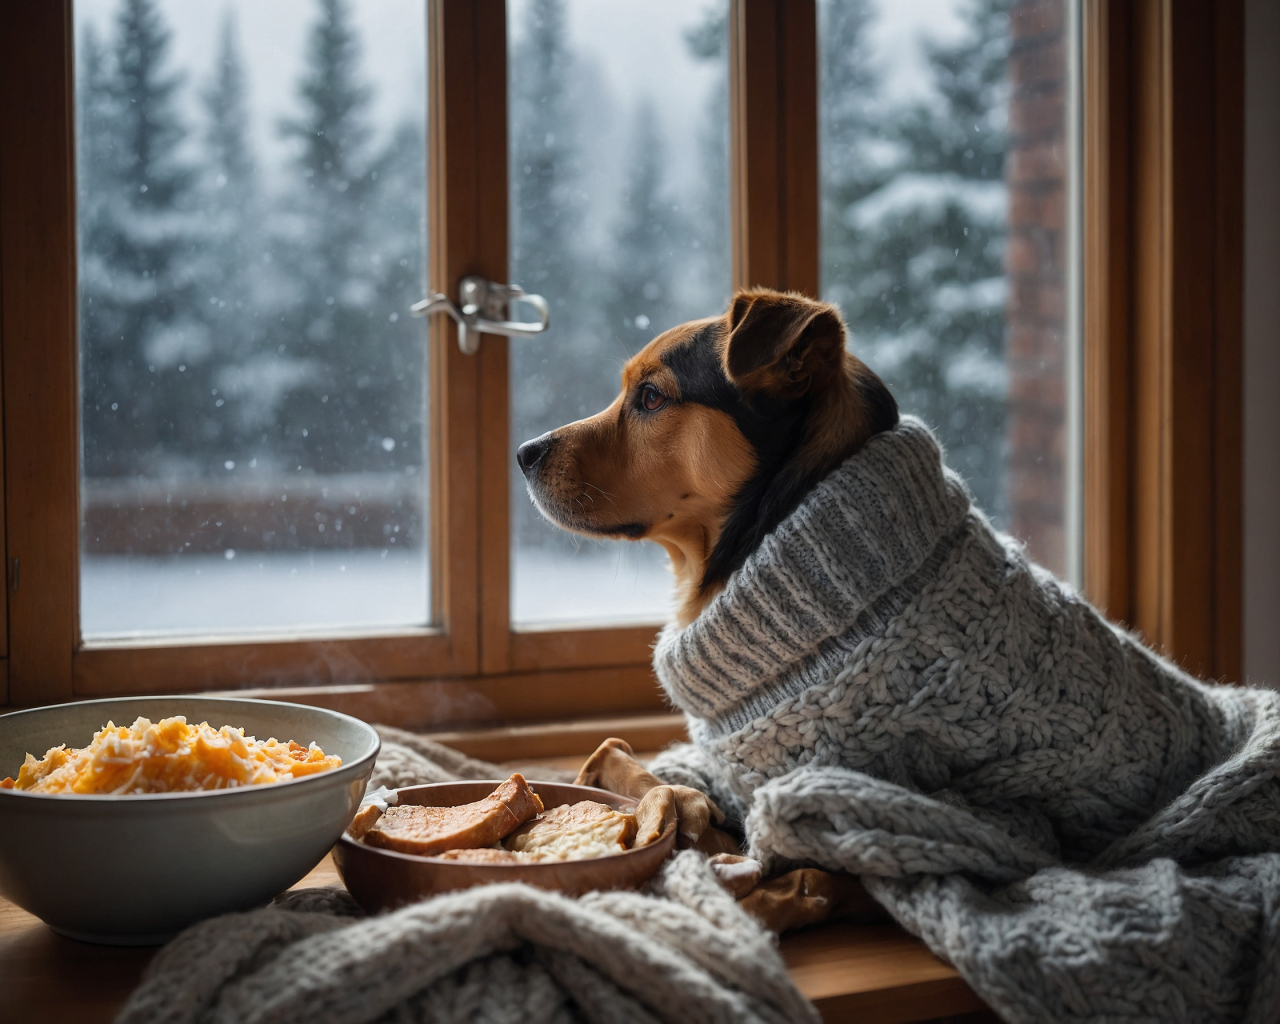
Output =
[{"x1": 0, "y1": 852, "x2": 989, "y2": 1024}]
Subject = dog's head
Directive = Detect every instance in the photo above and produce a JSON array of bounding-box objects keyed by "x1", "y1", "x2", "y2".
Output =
[{"x1": 517, "y1": 288, "x2": 898, "y2": 625}]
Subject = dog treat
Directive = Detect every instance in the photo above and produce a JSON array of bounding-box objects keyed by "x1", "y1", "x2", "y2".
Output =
[
  {"x1": 504, "y1": 800, "x2": 638, "y2": 860},
  {"x1": 1, "y1": 716, "x2": 341, "y2": 795},
  {"x1": 346, "y1": 803, "x2": 385, "y2": 840},
  {"x1": 434, "y1": 847, "x2": 533, "y2": 864},
  {"x1": 355, "y1": 779, "x2": 648, "y2": 863},
  {"x1": 362, "y1": 774, "x2": 544, "y2": 855}
]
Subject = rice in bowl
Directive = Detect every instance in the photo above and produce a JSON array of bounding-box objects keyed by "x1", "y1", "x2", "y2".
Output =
[{"x1": 2, "y1": 715, "x2": 342, "y2": 795}]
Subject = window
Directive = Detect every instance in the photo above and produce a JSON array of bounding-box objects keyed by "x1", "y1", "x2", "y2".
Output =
[
  {"x1": 0, "y1": 1, "x2": 1244, "y2": 713},
  {"x1": 75, "y1": 0, "x2": 431, "y2": 640},
  {"x1": 507, "y1": 0, "x2": 730, "y2": 627},
  {"x1": 819, "y1": 0, "x2": 1080, "y2": 580}
]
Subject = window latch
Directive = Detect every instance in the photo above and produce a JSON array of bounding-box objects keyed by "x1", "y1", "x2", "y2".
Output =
[{"x1": 410, "y1": 276, "x2": 550, "y2": 355}]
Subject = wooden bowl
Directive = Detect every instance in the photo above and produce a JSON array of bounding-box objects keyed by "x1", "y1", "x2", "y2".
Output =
[{"x1": 333, "y1": 780, "x2": 676, "y2": 911}]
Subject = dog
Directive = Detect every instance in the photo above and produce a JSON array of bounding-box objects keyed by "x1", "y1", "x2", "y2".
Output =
[
  {"x1": 517, "y1": 288, "x2": 899, "y2": 929},
  {"x1": 522, "y1": 290, "x2": 1280, "y2": 996},
  {"x1": 516, "y1": 288, "x2": 898, "y2": 628}
]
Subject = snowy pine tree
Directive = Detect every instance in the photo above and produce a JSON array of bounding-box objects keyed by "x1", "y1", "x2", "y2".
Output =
[
  {"x1": 509, "y1": 0, "x2": 587, "y2": 339},
  {"x1": 203, "y1": 15, "x2": 253, "y2": 196},
  {"x1": 822, "y1": 0, "x2": 1011, "y2": 518},
  {"x1": 508, "y1": 0, "x2": 601, "y2": 546},
  {"x1": 360, "y1": 118, "x2": 428, "y2": 475},
  {"x1": 77, "y1": 23, "x2": 124, "y2": 440},
  {"x1": 273, "y1": 0, "x2": 406, "y2": 475},
  {"x1": 602, "y1": 101, "x2": 685, "y2": 355},
  {"x1": 196, "y1": 12, "x2": 267, "y2": 459},
  {"x1": 79, "y1": 0, "x2": 210, "y2": 478},
  {"x1": 683, "y1": 7, "x2": 731, "y2": 309},
  {"x1": 818, "y1": 0, "x2": 884, "y2": 303}
]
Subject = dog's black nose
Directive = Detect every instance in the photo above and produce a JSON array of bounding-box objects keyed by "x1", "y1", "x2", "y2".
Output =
[{"x1": 516, "y1": 432, "x2": 554, "y2": 476}]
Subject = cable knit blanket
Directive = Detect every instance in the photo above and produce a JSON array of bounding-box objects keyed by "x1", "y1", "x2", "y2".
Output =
[
  {"x1": 115, "y1": 729, "x2": 817, "y2": 1024},
  {"x1": 647, "y1": 416, "x2": 1280, "y2": 1024}
]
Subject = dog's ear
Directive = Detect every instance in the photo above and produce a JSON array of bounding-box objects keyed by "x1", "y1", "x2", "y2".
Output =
[{"x1": 722, "y1": 289, "x2": 846, "y2": 398}]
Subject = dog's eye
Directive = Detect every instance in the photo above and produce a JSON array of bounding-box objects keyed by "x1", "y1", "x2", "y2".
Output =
[{"x1": 640, "y1": 384, "x2": 667, "y2": 412}]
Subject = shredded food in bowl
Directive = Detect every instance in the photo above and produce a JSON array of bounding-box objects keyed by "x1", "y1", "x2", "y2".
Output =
[{"x1": 0, "y1": 716, "x2": 342, "y2": 795}]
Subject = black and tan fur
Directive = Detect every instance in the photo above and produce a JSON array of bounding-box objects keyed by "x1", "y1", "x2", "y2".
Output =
[{"x1": 517, "y1": 288, "x2": 899, "y2": 626}]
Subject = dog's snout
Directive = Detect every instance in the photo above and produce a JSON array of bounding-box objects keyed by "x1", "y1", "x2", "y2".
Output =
[{"x1": 517, "y1": 432, "x2": 554, "y2": 477}]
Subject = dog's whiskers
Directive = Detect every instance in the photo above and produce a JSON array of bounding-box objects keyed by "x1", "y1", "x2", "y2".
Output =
[{"x1": 583, "y1": 481, "x2": 615, "y2": 502}]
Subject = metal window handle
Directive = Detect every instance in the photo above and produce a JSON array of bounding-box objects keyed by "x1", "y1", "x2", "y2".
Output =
[{"x1": 411, "y1": 275, "x2": 550, "y2": 355}]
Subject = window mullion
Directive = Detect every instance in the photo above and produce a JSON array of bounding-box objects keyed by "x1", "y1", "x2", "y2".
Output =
[
  {"x1": 730, "y1": 0, "x2": 819, "y2": 296},
  {"x1": 429, "y1": 0, "x2": 508, "y2": 677}
]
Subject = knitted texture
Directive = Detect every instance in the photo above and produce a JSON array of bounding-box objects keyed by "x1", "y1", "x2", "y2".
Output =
[
  {"x1": 649, "y1": 416, "x2": 1280, "y2": 1023},
  {"x1": 114, "y1": 731, "x2": 816, "y2": 1024}
]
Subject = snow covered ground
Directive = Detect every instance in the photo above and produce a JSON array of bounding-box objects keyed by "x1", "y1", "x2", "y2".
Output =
[
  {"x1": 511, "y1": 542, "x2": 674, "y2": 628},
  {"x1": 80, "y1": 549, "x2": 431, "y2": 640},
  {"x1": 80, "y1": 544, "x2": 673, "y2": 641}
]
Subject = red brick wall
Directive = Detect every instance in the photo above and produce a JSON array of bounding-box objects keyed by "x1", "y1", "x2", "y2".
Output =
[{"x1": 1006, "y1": 0, "x2": 1069, "y2": 575}]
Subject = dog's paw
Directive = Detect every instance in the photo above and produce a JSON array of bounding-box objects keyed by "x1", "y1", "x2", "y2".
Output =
[
  {"x1": 635, "y1": 784, "x2": 725, "y2": 849},
  {"x1": 574, "y1": 737, "x2": 663, "y2": 799},
  {"x1": 708, "y1": 853, "x2": 763, "y2": 898}
]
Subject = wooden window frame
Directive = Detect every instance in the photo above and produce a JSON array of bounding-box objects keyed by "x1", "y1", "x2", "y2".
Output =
[
  {"x1": 0, "y1": 1, "x2": 1244, "y2": 727},
  {"x1": 1082, "y1": 0, "x2": 1243, "y2": 682}
]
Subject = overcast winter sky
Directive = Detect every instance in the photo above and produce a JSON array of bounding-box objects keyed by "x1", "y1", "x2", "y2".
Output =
[{"x1": 74, "y1": 0, "x2": 968, "y2": 202}]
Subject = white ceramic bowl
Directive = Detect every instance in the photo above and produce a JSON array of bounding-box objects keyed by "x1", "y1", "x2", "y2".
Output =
[{"x1": 0, "y1": 696, "x2": 379, "y2": 944}]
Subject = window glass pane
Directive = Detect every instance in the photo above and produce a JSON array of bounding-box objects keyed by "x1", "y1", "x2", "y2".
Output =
[
  {"x1": 75, "y1": 0, "x2": 429, "y2": 640},
  {"x1": 819, "y1": 0, "x2": 1079, "y2": 578},
  {"x1": 508, "y1": 0, "x2": 730, "y2": 627}
]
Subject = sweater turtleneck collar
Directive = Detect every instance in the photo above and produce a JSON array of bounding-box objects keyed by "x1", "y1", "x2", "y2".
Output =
[{"x1": 653, "y1": 416, "x2": 972, "y2": 732}]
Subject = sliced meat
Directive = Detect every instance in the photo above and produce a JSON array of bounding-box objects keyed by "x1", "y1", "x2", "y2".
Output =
[
  {"x1": 504, "y1": 800, "x2": 637, "y2": 860},
  {"x1": 362, "y1": 774, "x2": 544, "y2": 856}
]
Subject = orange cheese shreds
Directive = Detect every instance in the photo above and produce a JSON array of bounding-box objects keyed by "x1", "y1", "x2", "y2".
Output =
[{"x1": 9, "y1": 716, "x2": 342, "y2": 795}]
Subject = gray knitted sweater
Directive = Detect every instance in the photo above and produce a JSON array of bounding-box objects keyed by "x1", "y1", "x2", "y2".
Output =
[{"x1": 650, "y1": 416, "x2": 1280, "y2": 1024}]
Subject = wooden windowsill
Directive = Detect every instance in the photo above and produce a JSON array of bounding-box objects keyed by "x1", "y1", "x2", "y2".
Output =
[
  {"x1": 0, "y1": 852, "x2": 989, "y2": 1024},
  {"x1": 423, "y1": 712, "x2": 688, "y2": 763}
]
